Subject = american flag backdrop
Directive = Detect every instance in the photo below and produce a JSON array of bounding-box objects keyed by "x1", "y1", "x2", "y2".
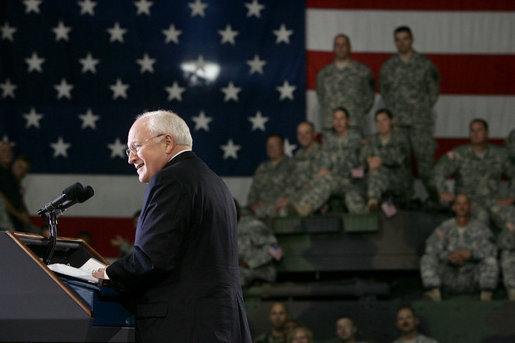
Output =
[{"x1": 1, "y1": 0, "x2": 514, "y2": 256}]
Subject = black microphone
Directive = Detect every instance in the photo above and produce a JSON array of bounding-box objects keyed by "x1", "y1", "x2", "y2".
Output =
[
  {"x1": 59, "y1": 185, "x2": 95, "y2": 210},
  {"x1": 37, "y1": 183, "x2": 85, "y2": 215}
]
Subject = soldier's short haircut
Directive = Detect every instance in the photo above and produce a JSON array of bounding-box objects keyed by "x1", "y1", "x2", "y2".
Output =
[
  {"x1": 394, "y1": 26, "x2": 413, "y2": 38},
  {"x1": 396, "y1": 305, "x2": 416, "y2": 317},
  {"x1": 454, "y1": 194, "x2": 471, "y2": 204},
  {"x1": 267, "y1": 133, "x2": 285, "y2": 145},
  {"x1": 334, "y1": 33, "x2": 351, "y2": 46},
  {"x1": 297, "y1": 121, "x2": 315, "y2": 131},
  {"x1": 470, "y1": 118, "x2": 489, "y2": 131},
  {"x1": 333, "y1": 106, "x2": 350, "y2": 119},
  {"x1": 375, "y1": 108, "x2": 394, "y2": 119},
  {"x1": 16, "y1": 154, "x2": 32, "y2": 167},
  {"x1": 337, "y1": 315, "x2": 356, "y2": 327}
]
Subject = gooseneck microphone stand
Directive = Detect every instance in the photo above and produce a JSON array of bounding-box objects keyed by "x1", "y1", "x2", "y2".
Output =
[{"x1": 42, "y1": 208, "x2": 63, "y2": 265}]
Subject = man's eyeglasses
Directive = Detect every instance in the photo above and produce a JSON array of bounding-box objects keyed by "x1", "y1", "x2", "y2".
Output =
[{"x1": 125, "y1": 134, "x2": 165, "y2": 157}]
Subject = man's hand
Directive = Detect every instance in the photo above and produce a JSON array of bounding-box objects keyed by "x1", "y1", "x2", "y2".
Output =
[
  {"x1": 275, "y1": 197, "x2": 289, "y2": 211},
  {"x1": 317, "y1": 169, "x2": 331, "y2": 179},
  {"x1": 251, "y1": 201, "x2": 263, "y2": 213},
  {"x1": 92, "y1": 267, "x2": 106, "y2": 279},
  {"x1": 448, "y1": 250, "x2": 471, "y2": 265},
  {"x1": 498, "y1": 197, "x2": 514, "y2": 207},
  {"x1": 439, "y1": 192, "x2": 455, "y2": 203}
]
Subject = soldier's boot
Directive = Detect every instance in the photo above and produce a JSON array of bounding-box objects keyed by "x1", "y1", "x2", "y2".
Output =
[
  {"x1": 508, "y1": 289, "x2": 515, "y2": 301},
  {"x1": 367, "y1": 198, "x2": 379, "y2": 213},
  {"x1": 480, "y1": 290, "x2": 493, "y2": 301},
  {"x1": 423, "y1": 288, "x2": 442, "y2": 301}
]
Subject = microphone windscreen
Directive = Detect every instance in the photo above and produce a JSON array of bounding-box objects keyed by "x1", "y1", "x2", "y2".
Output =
[
  {"x1": 63, "y1": 183, "x2": 84, "y2": 201},
  {"x1": 78, "y1": 185, "x2": 95, "y2": 203}
]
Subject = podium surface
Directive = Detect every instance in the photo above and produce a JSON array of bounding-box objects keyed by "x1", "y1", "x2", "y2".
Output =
[{"x1": 0, "y1": 231, "x2": 134, "y2": 342}]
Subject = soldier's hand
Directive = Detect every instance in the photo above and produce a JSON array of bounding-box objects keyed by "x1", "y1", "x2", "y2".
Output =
[
  {"x1": 317, "y1": 169, "x2": 331, "y2": 179},
  {"x1": 498, "y1": 197, "x2": 514, "y2": 207},
  {"x1": 440, "y1": 192, "x2": 455, "y2": 203},
  {"x1": 275, "y1": 197, "x2": 288, "y2": 211},
  {"x1": 251, "y1": 202, "x2": 263, "y2": 212},
  {"x1": 367, "y1": 156, "x2": 381, "y2": 171},
  {"x1": 456, "y1": 249, "x2": 471, "y2": 262},
  {"x1": 447, "y1": 251, "x2": 462, "y2": 264}
]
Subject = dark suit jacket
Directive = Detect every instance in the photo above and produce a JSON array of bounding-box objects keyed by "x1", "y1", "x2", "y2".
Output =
[{"x1": 107, "y1": 151, "x2": 252, "y2": 343}]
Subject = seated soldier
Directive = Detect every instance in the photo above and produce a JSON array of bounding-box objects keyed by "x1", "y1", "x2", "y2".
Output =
[
  {"x1": 286, "y1": 325, "x2": 314, "y2": 343},
  {"x1": 362, "y1": 108, "x2": 413, "y2": 212},
  {"x1": 393, "y1": 306, "x2": 438, "y2": 343},
  {"x1": 420, "y1": 194, "x2": 498, "y2": 301},
  {"x1": 255, "y1": 302, "x2": 290, "y2": 343},
  {"x1": 247, "y1": 134, "x2": 294, "y2": 218},
  {"x1": 235, "y1": 201, "x2": 282, "y2": 287},
  {"x1": 434, "y1": 119, "x2": 515, "y2": 230},
  {"x1": 317, "y1": 107, "x2": 366, "y2": 214},
  {"x1": 335, "y1": 316, "x2": 360, "y2": 343}
]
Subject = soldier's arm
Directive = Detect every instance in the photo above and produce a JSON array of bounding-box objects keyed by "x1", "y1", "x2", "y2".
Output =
[
  {"x1": 434, "y1": 151, "x2": 459, "y2": 194},
  {"x1": 469, "y1": 227, "x2": 498, "y2": 261},
  {"x1": 379, "y1": 135, "x2": 410, "y2": 168},
  {"x1": 502, "y1": 153, "x2": 515, "y2": 200},
  {"x1": 426, "y1": 59, "x2": 441, "y2": 107},
  {"x1": 315, "y1": 70, "x2": 325, "y2": 103},
  {"x1": 424, "y1": 227, "x2": 448, "y2": 262},
  {"x1": 246, "y1": 223, "x2": 276, "y2": 269},
  {"x1": 246, "y1": 177, "x2": 260, "y2": 208},
  {"x1": 378, "y1": 64, "x2": 391, "y2": 105},
  {"x1": 363, "y1": 67, "x2": 376, "y2": 113}
]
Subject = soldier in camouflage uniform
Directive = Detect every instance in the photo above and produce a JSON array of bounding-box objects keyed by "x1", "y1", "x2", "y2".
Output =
[
  {"x1": 379, "y1": 26, "x2": 440, "y2": 203},
  {"x1": 507, "y1": 129, "x2": 515, "y2": 161},
  {"x1": 247, "y1": 134, "x2": 294, "y2": 218},
  {"x1": 316, "y1": 34, "x2": 375, "y2": 134},
  {"x1": 393, "y1": 306, "x2": 438, "y2": 343},
  {"x1": 238, "y1": 213, "x2": 280, "y2": 287},
  {"x1": 318, "y1": 108, "x2": 366, "y2": 213},
  {"x1": 361, "y1": 109, "x2": 413, "y2": 212},
  {"x1": 420, "y1": 194, "x2": 498, "y2": 301},
  {"x1": 434, "y1": 119, "x2": 515, "y2": 229},
  {"x1": 254, "y1": 302, "x2": 290, "y2": 343}
]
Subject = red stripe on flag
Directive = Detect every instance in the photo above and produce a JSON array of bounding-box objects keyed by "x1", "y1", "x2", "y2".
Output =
[
  {"x1": 307, "y1": 51, "x2": 515, "y2": 95},
  {"x1": 306, "y1": 0, "x2": 515, "y2": 11}
]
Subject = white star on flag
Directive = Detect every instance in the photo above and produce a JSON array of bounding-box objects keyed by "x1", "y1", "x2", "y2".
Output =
[
  {"x1": 79, "y1": 108, "x2": 100, "y2": 129},
  {"x1": 248, "y1": 111, "x2": 269, "y2": 131},
  {"x1": 273, "y1": 24, "x2": 293, "y2": 44},
  {"x1": 218, "y1": 24, "x2": 239, "y2": 45},
  {"x1": 107, "y1": 138, "x2": 126, "y2": 158},
  {"x1": 245, "y1": 0, "x2": 265, "y2": 18},
  {"x1": 0, "y1": 79, "x2": 17, "y2": 99},
  {"x1": 194, "y1": 55, "x2": 206, "y2": 72},
  {"x1": 54, "y1": 79, "x2": 74, "y2": 99},
  {"x1": 276, "y1": 80, "x2": 296, "y2": 100},
  {"x1": 136, "y1": 53, "x2": 156, "y2": 73},
  {"x1": 284, "y1": 138, "x2": 297, "y2": 157},
  {"x1": 25, "y1": 52, "x2": 45, "y2": 73},
  {"x1": 110, "y1": 79, "x2": 130, "y2": 99},
  {"x1": 192, "y1": 111, "x2": 213, "y2": 131},
  {"x1": 78, "y1": 0, "x2": 97, "y2": 16},
  {"x1": 107, "y1": 22, "x2": 127, "y2": 43},
  {"x1": 1, "y1": 22, "x2": 17, "y2": 41},
  {"x1": 165, "y1": 82, "x2": 185, "y2": 101},
  {"x1": 221, "y1": 82, "x2": 241, "y2": 102},
  {"x1": 79, "y1": 53, "x2": 99, "y2": 73},
  {"x1": 50, "y1": 137, "x2": 71, "y2": 158},
  {"x1": 247, "y1": 54, "x2": 266, "y2": 75},
  {"x1": 134, "y1": 0, "x2": 153, "y2": 16},
  {"x1": 52, "y1": 21, "x2": 72, "y2": 42},
  {"x1": 220, "y1": 139, "x2": 241, "y2": 160},
  {"x1": 23, "y1": 107, "x2": 44, "y2": 128},
  {"x1": 189, "y1": 0, "x2": 208, "y2": 17},
  {"x1": 23, "y1": 0, "x2": 42, "y2": 14},
  {"x1": 162, "y1": 24, "x2": 182, "y2": 44}
]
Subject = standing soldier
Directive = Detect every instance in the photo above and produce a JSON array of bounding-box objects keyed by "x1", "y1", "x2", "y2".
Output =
[
  {"x1": 379, "y1": 26, "x2": 440, "y2": 203},
  {"x1": 316, "y1": 34, "x2": 375, "y2": 134},
  {"x1": 362, "y1": 109, "x2": 413, "y2": 212},
  {"x1": 434, "y1": 119, "x2": 515, "y2": 229},
  {"x1": 247, "y1": 134, "x2": 294, "y2": 218},
  {"x1": 420, "y1": 194, "x2": 498, "y2": 301}
]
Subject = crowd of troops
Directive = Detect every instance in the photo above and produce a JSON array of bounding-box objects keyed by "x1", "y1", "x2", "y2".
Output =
[{"x1": 240, "y1": 25, "x2": 515, "y2": 301}]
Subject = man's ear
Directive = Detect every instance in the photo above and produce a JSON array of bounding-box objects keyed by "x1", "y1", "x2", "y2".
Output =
[{"x1": 164, "y1": 134, "x2": 175, "y2": 153}]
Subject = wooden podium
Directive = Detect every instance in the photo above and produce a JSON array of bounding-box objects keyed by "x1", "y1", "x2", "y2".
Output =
[{"x1": 0, "y1": 231, "x2": 135, "y2": 342}]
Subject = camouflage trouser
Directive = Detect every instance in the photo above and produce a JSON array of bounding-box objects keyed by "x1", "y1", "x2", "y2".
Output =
[
  {"x1": 239, "y1": 265, "x2": 276, "y2": 287},
  {"x1": 471, "y1": 199, "x2": 515, "y2": 229},
  {"x1": 366, "y1": 166, "x2": 412, "y2": 200},
  {"x1": 498, "y1": 229, "x2": 515, "y2": 289},
  {"x1": 293, "y1": 174, "x2": 366, "y2": 214},
  {"x1": 397, "y1": 125, "x2": 438, "y2": 196},
  {"x1": 420, "y1": 254, "x2": 499, "y2": 292}
]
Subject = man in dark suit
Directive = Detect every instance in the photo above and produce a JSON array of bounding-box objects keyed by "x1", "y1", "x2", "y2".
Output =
[{"x1": 93, "y1": 110, "x2": 252, "y2": 342}]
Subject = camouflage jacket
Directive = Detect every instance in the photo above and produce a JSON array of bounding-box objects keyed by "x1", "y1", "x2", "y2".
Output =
[
  {"x1": 320, "y1": 130, "x2": 363, "y2": 177},
  {"x1": 316, "y1": 60, "x2": 375, "y2": 130},
  {"x1": 424, "y1": 218, "x2": 497, "y2": 263},
  {"x1": 238, "y1": 216, "x2": 277, "y2": 269},
  {"x1": 361, "y1": 130, "x2": 412, "y2": 177},
  {"x1": 285, "y1": 143, "x2": 324, "y2": 196},
  {"x1": 379, "y1": 52, "x2": 440, "y2": 126},
  {"x1": 392, "y1": 334, "x2": 439, "y2": 343},
  {"x1": 434, "y1": 143, "x2": 514, "y2": 199},
  {"x1": 247, "y1": 156, "x2": 294, "y2": 206},
  {"x1": 507, "y1": 129, "x2": 515, "y2": 162}
]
